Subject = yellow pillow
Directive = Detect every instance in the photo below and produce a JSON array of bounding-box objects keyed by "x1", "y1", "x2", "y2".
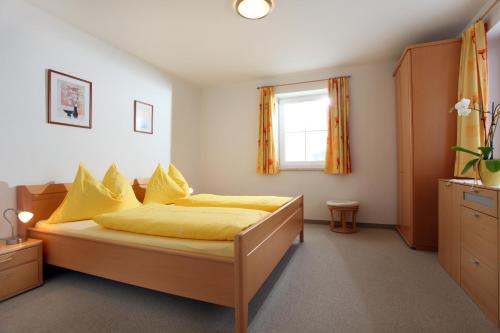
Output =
[
  {"x1": 47, "y1": 164, "x2": 140, "y2": 224},
  {"x1": 102, "y1": 163, "x2": 142, "y2": 209},
  {"x1": 168, "y1": 164, "x2": 189, "y2": 194},
  {"x1": 143, "y1": 164, "x2": 189, "y2": 204}
]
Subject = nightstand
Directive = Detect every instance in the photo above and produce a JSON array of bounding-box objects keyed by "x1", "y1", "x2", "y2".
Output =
[{"x1": 0, "y1": 239, "x2": 43, "y2": 301}]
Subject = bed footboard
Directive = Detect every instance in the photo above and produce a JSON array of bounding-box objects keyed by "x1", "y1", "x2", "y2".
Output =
[{"x1": 234, "y1": 195, "x2": 304, "y2": 333}]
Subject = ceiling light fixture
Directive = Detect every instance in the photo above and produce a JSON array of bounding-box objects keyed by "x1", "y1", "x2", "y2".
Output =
[{"x1": 235, "y1": 0, "x2": 273, "y2": 20}]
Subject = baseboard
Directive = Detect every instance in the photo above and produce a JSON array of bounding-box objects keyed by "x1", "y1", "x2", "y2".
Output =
[
  {"x1": 304, "y1": 219, "x2": 330, "y2": 225},
  {"x1": 304, "y1": 219, "x2": 396, "y2": 229},
  {"x1": 358, "y1": 222, "x2": 396, "y2": 229}
]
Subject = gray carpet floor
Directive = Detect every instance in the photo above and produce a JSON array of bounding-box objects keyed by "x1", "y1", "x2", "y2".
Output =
[{"x1": 1, "y1": 224, "x2": 499, "y2": 333}]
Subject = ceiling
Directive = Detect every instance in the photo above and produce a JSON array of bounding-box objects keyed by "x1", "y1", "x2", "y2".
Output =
[{"x1": 28, "y1": 0, "x2": 487, "y2": 86}]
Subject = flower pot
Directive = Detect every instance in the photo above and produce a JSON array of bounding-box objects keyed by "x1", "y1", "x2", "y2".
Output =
[{"x1": 479, "y1": 159, "x2": 500, "y2": 186}]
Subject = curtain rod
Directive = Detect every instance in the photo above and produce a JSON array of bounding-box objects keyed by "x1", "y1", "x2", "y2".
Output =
[
  {"x1": 256, "y1": 75, "x2": 351, "y2": 90},
  {"x1": 480, "y1": 0, "x2": 500, "y2": 20}
]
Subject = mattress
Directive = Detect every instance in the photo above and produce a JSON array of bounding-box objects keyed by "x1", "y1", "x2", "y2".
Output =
[{"x1": 35, "y1": 220, "x2": 234, "y2": 257}]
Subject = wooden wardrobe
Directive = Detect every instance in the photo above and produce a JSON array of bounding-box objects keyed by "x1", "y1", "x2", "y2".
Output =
[{"x1": 394, "y1": 39, "x2": 460, "y2": 250}]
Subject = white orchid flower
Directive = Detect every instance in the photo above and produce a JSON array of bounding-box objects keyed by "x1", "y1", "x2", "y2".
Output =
[{"x1": 455, "y1": 98, "x2": 472, "y2": 116}]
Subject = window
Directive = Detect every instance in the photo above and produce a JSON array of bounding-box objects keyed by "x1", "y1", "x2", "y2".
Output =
[{"x1": 277, "y1": 89, "x2": 329, "y2": 169}]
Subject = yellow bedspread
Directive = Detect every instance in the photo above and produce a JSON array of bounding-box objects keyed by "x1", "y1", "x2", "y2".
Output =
[
  {"x1": 93, "y1": 204, "x2": 269, "y2": 241},
  {"x1": 173, "y1": 194, "x2": 292, "y2": 212},
  {"x1": 35, "y1": 220, "x2": 234, "y2": 257}
]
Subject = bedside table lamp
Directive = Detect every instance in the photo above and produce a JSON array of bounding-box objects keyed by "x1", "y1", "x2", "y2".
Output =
[{"x1": 2, "y1": 209, "x2": 34, "y2": 245}]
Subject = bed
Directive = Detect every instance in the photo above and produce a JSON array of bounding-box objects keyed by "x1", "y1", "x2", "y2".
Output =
[{"x1": 16, "y1": 179, "x2": 304, "y2": 333}]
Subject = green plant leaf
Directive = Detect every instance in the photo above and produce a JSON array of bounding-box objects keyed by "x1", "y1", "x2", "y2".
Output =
[
  {"x1": 478, "y1": 146, "x2": 493, "y2": 158},
  {"x1": 451, "y1": 146, "x2": 481, "y2": 157},
  {"x1": 461, "y1": 158, "x2": 480, "y2": 175},
  {"x1": 484, "y1": 159, "x2": 500, "y2": 172}
]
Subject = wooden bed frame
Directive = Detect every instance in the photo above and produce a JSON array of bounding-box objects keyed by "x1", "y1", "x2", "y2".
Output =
[{"x1": 16, "y1": 180, "x2": 304, "y2": 333}]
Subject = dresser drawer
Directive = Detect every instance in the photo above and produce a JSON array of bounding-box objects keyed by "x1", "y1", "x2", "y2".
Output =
[
  {"x1": 459, "y1": 185, "x2": 497, "y2": 217},
  {"x1": 461, "y1": 207, "x2": 498, "y2": 271},
  {"x1": 461, "y1": 248, "x2": 499, "y2": 324},
  {"x1": 0, "y1": 246, "x2": 38, "y2": 271},
  {"x1": 0, "y1": 261, "x2": 40, "y2": 300}
]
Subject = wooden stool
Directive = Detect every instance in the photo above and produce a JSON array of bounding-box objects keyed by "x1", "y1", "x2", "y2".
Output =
[{"x1": 326, "y1": 200, "x2": 359, "y2": 234}]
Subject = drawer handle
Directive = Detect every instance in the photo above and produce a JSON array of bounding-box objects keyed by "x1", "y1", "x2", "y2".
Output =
[
  {"x1": 472, "y1": 258, "x2": 481, "y2": 266},
  {"x1": 468, "y1": 188, "x2": 479, "y2": 193},
  {"x1": 471, "y1": 212, "x2": 481, "y2": 218},
  {"x1": 445, "y1": 182, "x2": 452, "y2": 187},
  {"x1": 0, "y1": 256, "x2": 13, "y2": 264}
]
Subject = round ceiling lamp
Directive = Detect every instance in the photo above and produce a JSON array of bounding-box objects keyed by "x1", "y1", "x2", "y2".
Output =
[{"x1": 235, "y1": 0, "x2": 273, "y2": 20}]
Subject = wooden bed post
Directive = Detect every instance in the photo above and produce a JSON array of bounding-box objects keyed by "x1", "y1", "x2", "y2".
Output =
[
  {"x1": 234, "y1": 234, "x2": 248, "y2": 333},
  {"x1": 300, "y1": 198, "x2": 305, "y2": 242}
]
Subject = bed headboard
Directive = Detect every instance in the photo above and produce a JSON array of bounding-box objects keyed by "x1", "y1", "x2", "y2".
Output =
[
  {"x1": 16, "y1": 178, "x2": 151, "y2": 238},
  {"x1": 132, "y1": 178, "x2": 149, "y2": 202},
  {"x1": 17, "y1": 183, "x2": 70, "y2": 238}
]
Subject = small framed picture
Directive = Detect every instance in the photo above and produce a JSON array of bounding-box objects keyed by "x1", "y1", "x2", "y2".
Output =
[
  {"x1": 134, "y1": 100, "x2": 154, "y2": 134},
  {"x1": 48, "y1": 69, "x2": 92, "y2": 129}
]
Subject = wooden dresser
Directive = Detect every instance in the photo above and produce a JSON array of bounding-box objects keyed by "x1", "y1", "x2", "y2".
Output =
[
  {"x1": 439, "y1": 179, "x2": 499, "y2": 325},
  {"x1": 394, "y1": 39, "x2": 460, "y2": 250},
  {"x1": 0, "y1": 239, "x2": 43, "y2": 301}
]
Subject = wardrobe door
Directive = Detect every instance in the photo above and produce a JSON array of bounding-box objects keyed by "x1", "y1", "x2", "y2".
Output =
[
  {"x1": 411, "y1": 40, "x2": 459, "y2": 249},
  {"x1": 395, "y1": 66, "x2": 403, "y2": 233},
  {"x1": 396, "y1": 52, "x2": 414, "y2": 245}
]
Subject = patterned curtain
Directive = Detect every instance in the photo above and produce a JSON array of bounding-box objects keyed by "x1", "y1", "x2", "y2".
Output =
[
  {"x1": 325, "y1": 77, "x2": 351, "y2": 174},
  {"x1": 454, "y1": 20, "x2": 489, "y2": 177},
  {"x1": 256, "y1": 87, "x2": 279, "y2": 174}
]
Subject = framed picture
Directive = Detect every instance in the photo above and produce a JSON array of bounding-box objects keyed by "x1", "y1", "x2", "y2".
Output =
[
  {"x1": 47, "y1": 69, "x2": 92, "y2": 129},
  {"x1": 134, "y1": 100, "x2": 154, "y2": 134}
]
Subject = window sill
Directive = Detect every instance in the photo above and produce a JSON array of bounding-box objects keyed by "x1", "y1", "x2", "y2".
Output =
[{"x1": 280, "y1": 167, "x2": 325, "y2": 172}]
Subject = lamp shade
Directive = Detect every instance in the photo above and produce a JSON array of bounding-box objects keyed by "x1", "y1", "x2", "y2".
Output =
[
  {"x1": 18, "y1": 211, "x2": 34, "y2": 223},
  {"x1": 235, "y1": 0, "x2": 273, "y2": 20}
]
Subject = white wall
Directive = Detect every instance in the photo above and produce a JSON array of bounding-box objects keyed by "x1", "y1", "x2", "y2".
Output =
[
  {"x1": 490, "y1": 29, "x2": 500, "y2": 158},
  {"x1": 490, "y1": 38, "x2": 500, "y2": 104},
  {"x1": 171, "y1": 79, "x2": 201, "y2": 188},
  {"x1": 198, "y1": 62, "x2": 397, "y2": 224},
  {"x1": 0, "y1": 0, "x2": 201, "y2": 238}
]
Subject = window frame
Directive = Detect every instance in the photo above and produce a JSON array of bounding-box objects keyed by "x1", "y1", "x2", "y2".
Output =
[{"x1": 276, "y1": 89, "x2": 329, "y2": 170}]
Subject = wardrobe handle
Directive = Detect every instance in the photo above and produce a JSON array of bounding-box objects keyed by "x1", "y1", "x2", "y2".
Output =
[
  {"x1": 471, "y1": 212, "x2": 481, "y2": 218},
  {"x1": 472, "y1": 258, "x2": 481, "y2": 266}
]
